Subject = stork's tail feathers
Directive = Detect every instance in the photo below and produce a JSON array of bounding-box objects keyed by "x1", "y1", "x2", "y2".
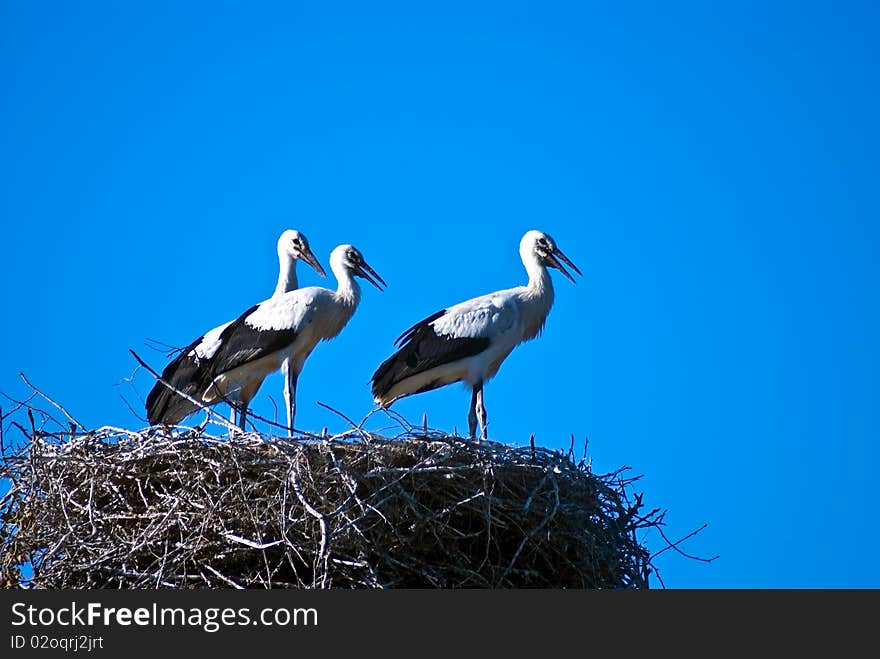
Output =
[
  {"x1": 145, "y1": 381, "x2": 200, "y2": 426},
  {"x1": 370, "y1": 354, "x2": 400, "y2": 407},
  {"x1": 145, "y1": 352, "x2": 212, "y2": 426},
  {"x1": 370, "y1": 358, "x2": 393, "y2": 407}
]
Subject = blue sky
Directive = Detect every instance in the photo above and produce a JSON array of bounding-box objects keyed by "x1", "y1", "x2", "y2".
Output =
[{"x1": 1, "y1": 2, "x2": 877, "y2": 588}]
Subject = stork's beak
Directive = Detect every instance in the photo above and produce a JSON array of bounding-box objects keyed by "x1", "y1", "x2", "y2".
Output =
[
  {"x1": 548, "y1": 247, "x2": 582, "y2": 284},
  {"x1": 302, "y1": 245, "x2": 327, "y2": 278},
  {"x1": 356, "y1": 259, "x2": 386, "y2": 291}
]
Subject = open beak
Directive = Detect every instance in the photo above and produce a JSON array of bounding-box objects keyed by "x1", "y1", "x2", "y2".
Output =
[
  {"x1": 357, "y1": 259, "x2": 386, "y2": 291},
  {"x1": 302, "y1": 246, "x2": 327, "y2": 278},
  {"x1": 548, "y1": 247, "x2": 582, "y2": 284}
]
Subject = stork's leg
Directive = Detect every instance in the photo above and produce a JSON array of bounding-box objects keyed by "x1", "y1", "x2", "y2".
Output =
[
  {"x1": 475, "y1": 384, "x2": 488, "y2": 441},
  {"x1": 229, "y1": 405, "x2": 237, "y2": 425},
  {"x1": 238, "y1": 404, "x2": 248, "y2": 431},
  {"x1": 283, "y1": 362, "x2": 298, "y2": 437},
  {"x1": 468, "y1": 385, "x2": 480, "y2": 439}
]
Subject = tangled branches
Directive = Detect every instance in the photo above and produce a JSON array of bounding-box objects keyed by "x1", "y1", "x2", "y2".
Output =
[{"x1": 0, "y1": 421, "x2": 661, "y2": 589}]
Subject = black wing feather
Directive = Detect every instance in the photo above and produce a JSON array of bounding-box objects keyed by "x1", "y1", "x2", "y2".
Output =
[
  {"x1": 145, "y1": 302, "x2": 299, "y2": 425},
  {"x1": 371, "y1": 309, "x2": 490, "y2": 401},
  {"x1": 393, "y1": 309, "x2": 446, "y2": 347},
  {"x1": 145, "y1": 333, "x2": 217, "y2": 425},
  {"x1": 210, "y1": 304, "x2": 299, "y2": 376}
]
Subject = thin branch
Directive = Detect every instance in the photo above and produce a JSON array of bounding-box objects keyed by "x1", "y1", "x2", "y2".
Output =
[
  {"x1": 315, "y1": 401, "x2": 358, "y2": 430},
  {"x1": 128, "y1": 349, "x2": 238, "y2": 433},
  {"x1": 651, "y1": 523, "x2": 719, "y2": 563},
  {"x1": 18, "y1": 373, "x2": 86, "y2": 430}
]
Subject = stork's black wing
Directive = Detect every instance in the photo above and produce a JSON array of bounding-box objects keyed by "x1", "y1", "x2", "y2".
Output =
[
  {"x1": 371, "y1": 308, "x2": 490, "y2": 401},
  {"x1": 145, "y1": 332, "x2": 218, "y2": 425},
  {"x1": 209, "y1": 304, "x2": 300, "y2": 376}
]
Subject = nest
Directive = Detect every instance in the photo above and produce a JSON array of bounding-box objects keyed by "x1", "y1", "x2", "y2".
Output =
[{"x1": 1, "y1": 423, "x2": 660, "y2": 589}]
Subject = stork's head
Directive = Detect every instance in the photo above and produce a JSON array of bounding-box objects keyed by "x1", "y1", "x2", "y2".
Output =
[
  {"x1": 521, "y1": 230, "x2": 582, "y2": 283},
  {"x1": 278, "y1": 229, "x2": 326, "y2": 277},
  {"x1": 330, "y1": 244, "x2": 386, "y2": 291}
]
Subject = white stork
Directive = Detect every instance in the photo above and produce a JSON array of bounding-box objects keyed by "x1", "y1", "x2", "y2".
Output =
[
  {"x1": 371, "y1": 230, "x2": 580, "y2": 440},
  {"x1": 148, "y1": 244, "x2": 385, "y2": 433},
  {"x1": 146, "y1": 229, "x2": 325, "y2": 431}
]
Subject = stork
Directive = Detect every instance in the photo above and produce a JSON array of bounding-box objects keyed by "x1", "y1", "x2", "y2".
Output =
[
  {"x1": 147, "y1": 244, "x2": 385, "y2": 433},
  {"x1": 145, "y1": 229, "x2": 325, "y2": 432},
  {"x1": 370, "y1": 230, "x2": 580, "y2": 441}
]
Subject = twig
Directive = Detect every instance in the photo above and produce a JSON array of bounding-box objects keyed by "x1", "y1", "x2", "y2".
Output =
[
  {"x1": 205, "y1": 564, "x2": 245, "y2": 589},
  {"x1": 651, "y1": 523, "x2": 719, "y2": 563},
  {"x1": 289, "y1": 462, "x2": 329, "y2": 589},
  {"x1": 19, "y1": 373, "x2": 86, "y2": 431},
  {"x1": 128, "y1": 349, "x2": 238, "y2": 433},
  {"x1": 224, "y1": 533, "x2": 284, "y2": 550},
  {"x1": 144, "y1": 337, "x2": 185, "y2": 356},
  {"x1": 315, "y1": 401, "x2": 358, "y2": 430}
]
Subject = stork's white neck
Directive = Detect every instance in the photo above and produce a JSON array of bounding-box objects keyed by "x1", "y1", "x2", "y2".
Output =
[
  {"x1": 519, "y1": 248, "x2": 555, "y2": 340},
  {"x1": 274, "y1": 252, "x2": 298, "y2": 296},
  {"x1": 332, "y1": 262, "x2": 361, "y2": 307},
  {"x1": 522, "y1": 249, "x2": 554, "y2": 299}
]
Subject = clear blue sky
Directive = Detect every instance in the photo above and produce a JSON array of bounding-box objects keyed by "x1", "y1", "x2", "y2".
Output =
[{"x1": 1, "y1": 2, "x2": 877, "y2": 588}]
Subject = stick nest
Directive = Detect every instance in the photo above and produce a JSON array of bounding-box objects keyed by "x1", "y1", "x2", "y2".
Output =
[{"x1": 1, "y1": 425, "x2": 658, "y2": 589}]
